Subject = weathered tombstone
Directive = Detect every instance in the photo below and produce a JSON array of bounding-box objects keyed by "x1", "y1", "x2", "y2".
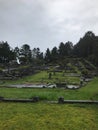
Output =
[
  {"x1": 48, "y1": 72, "x2": 52, "y2": 79},
  {"x1": 33, "y1": 96, "x2": 39, "y2": 102},
  {"x1": 30, "y1": 96, "x2": 39, "y2": 102},
  {"x1": 80, "y1": 81, "x2": 83, "y2": 87},
  {"x1": 58, "y1": 97, "x2": 64, "y2": 103}
]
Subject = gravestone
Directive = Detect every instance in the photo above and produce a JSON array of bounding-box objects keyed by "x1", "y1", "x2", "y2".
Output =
[{"x1": 58, "y1": 97, "x2": 64, "y2": 103}]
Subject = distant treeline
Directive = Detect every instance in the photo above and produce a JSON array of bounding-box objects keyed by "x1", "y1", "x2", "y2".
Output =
[{"x1": 0, "y1": 31, "x2": 98, "y2": 66}]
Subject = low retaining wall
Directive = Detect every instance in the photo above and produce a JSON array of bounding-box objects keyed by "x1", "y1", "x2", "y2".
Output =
[
  {"x1": 0, "y1": 97, "x2": 98, "y2": 104},
  {"x1": 0, "y1": 96, "x2": 39, "y2": 103},
  {"x1": 58, "y1": 97, "x2": 98, "y2": 104}
]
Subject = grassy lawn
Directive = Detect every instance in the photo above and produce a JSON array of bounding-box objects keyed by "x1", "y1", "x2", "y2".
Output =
[
  {"x1": 0, "y1": 77, "x2": 98, "y2": 100},
  {"x1": 0, "y1": 74, "x2": 98, "y2": 129},
  {"x1": 0, "y1": 102, "x2": 98, "y2": 130}
]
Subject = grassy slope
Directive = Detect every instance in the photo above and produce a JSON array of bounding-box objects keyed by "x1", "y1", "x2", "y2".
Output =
[
  {"x1": 0, "y1": 102, "x2": 98, "y2": 130},
  {"x1": 78, "y1": 77, "x2": 98, "y2": 100},
  {"x1": 0, "y1": 71, "x2": 80, "y2": 85}
]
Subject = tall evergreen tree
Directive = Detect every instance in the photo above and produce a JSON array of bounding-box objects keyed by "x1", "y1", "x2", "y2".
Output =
[
  {"x1": 64, "y1": 41, "x2": 73, "y2": 56},
  {"x1": 58, "y1": 42, "x2": 66, "y2": 58},
  {"x1": 73, "y1": 31, "x2": 95, "y2": 58},
  {"x1": 20, "y1": 44, "x2": 32, "y2": 64},
  {"x1": 51, "y1": 46, "x2": 58, "y2": 62},
  {"x1": 45, "y1": 48, "x2": 51, "y2": 63},
  {"x1": 0, "y1": 41, "x2": 15, "y2": 63}
]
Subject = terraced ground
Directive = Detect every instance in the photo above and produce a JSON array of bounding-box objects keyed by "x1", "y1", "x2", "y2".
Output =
[
  {"x1": 0, "y1": 58, "x2": 96, "y2": 85},
  {"x1": 0, "y1": 70, "x2": 81, "y2": 85},
  {"x1": 0, "y1": 59, "x2": 98, "y2": 130},
  {"x1": 0, "y1": 76, "x2": 98, "y2": 100}
]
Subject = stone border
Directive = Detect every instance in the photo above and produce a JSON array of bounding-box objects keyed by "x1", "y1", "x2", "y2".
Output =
[
  {"x1": 58, "y1": 97, "x2": 98, "y2": 104},
  {"x1": 0, "y1": 96, "x2": 39, "y2": 103},
  {"x1": 0, "y1": 96, "x2": 98, "y2": 104}
]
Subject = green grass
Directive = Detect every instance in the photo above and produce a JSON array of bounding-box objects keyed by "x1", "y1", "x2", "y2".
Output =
[
  {"x1": 0, "y1": 71, "x2": 80, "y2": 85},
  {"x1": 0, "y1": 102, "x2": 98, "y2": 130},
  {"x1": 0, "y1": 76, "x2": 98, "y2": 130},
  {"x1": 0, "y1": 77, "x2": 98, "y2": 100}
]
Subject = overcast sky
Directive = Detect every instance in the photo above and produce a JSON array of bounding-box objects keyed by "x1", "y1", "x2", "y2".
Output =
[{"x1": 0, "y1": 0, "x2": 98, "y2": 51}]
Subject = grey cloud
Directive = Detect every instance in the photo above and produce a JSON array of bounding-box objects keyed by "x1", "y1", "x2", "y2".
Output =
[{"x1": 0, "y1": 0, "x2": 98, "y2": 51}]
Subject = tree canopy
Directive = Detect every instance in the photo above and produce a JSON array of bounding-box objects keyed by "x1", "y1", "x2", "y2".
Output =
[{"x1": 0, "y1": 31, "x2": 98, "y2": 66}]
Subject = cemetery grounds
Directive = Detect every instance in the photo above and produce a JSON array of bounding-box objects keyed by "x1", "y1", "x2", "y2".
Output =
[{"x1": 0, "y1": 70, "x2": 98, "y2": 130}]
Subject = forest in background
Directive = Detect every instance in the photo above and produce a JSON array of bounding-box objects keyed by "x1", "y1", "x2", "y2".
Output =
[{"x1": 0, "y1": 31, "x2": 98, "y2": 66}]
